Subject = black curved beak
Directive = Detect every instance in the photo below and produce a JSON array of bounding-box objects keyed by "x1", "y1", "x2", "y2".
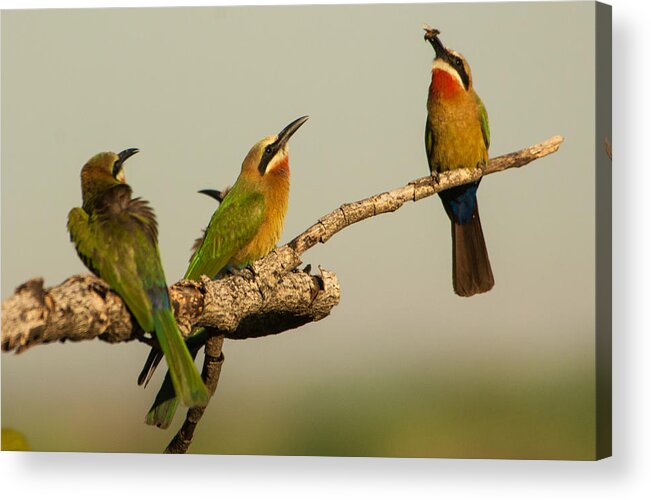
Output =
[
  {"x1": 112, "y1": 148, "x2": 139, "y2": 178},
  {"x1": 117, "y1": 148, "x2": 140, "y2": 165},
  {"x1": 276, "y1": 115, "x2": 309, "y2": 149},
  {"x1": 424, "y1": 26, "x2": 447, "y2": 59}
]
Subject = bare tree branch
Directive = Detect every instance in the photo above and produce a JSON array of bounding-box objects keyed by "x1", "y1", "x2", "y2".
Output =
[
  {"x1": 1, "y1": 135, "x2": 563, "y2": 354},
  {"x1": 0, "y1": 134, "x2": 564, "y2": 455},
  {"x1": 288, "y1": 135, "x2": 564, "y2": 255},
  {"x1": 1, "y1": 259, "x2": 338, "y2": 353},
  {"x1": 165, "y1": 334, "x2": 225, "y2": 454}
]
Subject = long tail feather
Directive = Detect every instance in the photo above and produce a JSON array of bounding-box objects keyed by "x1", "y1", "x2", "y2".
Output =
[
  {"x1": 152, "y1": 309, "x2": 209, "y2": 407},
  {"x1": 145, "y1": 328, "x2": 209, "y2": 428},
  {"x1": 451, "y1": 206, "x2": 494, "y2": 297},
  {"x1": 137, "y1": 348, "x2": 163, "y2": 387},
  {"x1": 145, "y1": 369, "x2": 179, "y2": 429}
]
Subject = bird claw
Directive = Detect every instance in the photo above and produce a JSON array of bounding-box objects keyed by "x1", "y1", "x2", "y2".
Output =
[
  {"x1": 227, "y1": 264, "x2": 254, "y2": 278},
  {"x1": 430, "y1": 170, "x2": 440, "y2": 185}
]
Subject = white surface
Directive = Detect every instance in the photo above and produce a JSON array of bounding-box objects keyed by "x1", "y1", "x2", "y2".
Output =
[{"x1": 1, "y1": 0, "x2": 649, "y2": 499}]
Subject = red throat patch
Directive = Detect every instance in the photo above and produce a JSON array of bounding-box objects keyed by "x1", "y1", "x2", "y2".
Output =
[
  {"x1": 430, "y1": 68, "x2": 463, "y2": 99},
  {"x1": 268, "y1": 156, "x2": 290, "y2": 178}
]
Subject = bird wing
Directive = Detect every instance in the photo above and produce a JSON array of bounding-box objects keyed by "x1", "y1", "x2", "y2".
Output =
[
  {"x1": 425, "y1": 117, "x2": 437, "y2": 173},
  {"x1": 67, "y1": 207, "x2": 100, "y2": 276},
  {"x1": 476, "y1": 94, "x2": 490, "y2": 149},
  {"x1": 67, "y1": 185, "x2": 163, "y2": 332},
  {"x1": 185, "y1": 187, "x2": 265, "y2": 281}
]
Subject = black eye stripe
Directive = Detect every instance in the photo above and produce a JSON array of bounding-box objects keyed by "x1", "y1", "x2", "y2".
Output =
[
  {"x1": 446, "y1": 54, "x2": 470, "y2": 90},
  {"x1": 112, "y1": 160, "x2": 122, "y2": 178},
  {"x1": 258, "y1": 142, "x2": 279, "y2": 175}
]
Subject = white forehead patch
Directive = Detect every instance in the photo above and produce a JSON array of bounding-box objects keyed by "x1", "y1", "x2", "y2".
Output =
[{"x1": 432, "y1": 58, "x2": 464, "y2": 89}]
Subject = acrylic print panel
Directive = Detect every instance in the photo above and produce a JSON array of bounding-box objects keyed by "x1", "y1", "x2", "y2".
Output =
[{"x1": 1, "y1": 1, "x2": 611, "y2": 459}]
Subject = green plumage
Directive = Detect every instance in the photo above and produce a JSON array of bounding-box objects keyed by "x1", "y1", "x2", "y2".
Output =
[
  {"x1": 144, "y1": 179, "x2": 268, "y2": 429},
  {"x1": 145, "y1": 329, "x2": 208, "y2": 428},
  {"x1": 68, "y1": 150, "x2": 209, "y2": 409},
  {"x1": 68, "y1": 197, "x2": 158, "y2": 332},
  {"x1": 478, "y1": 96, "x2": 491, "y2": 148},
  {"x1": 185, "y1": 181, "x2": 266, "y2": 280},
  {"x1": 144, "y1": 116, "x2": 308, "y2": 429}
]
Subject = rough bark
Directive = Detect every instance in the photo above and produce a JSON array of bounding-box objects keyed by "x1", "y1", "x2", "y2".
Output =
[
  {"x1": 1, "y1": 256, "x2": 338, "y2": 353},
  {"x1": 1, "y1": 135, "x2": 563, "y2": 354}
]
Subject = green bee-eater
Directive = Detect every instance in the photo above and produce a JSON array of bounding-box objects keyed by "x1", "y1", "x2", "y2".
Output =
[
  {"x1": 185, "y1": 115, "x2": 309, "y2": 280},
  {"x1": 142, "y1": 116, "x2": 309, "y2": 428},
  {"x1": 424, "y1": 28, "x2": 495, "y2": 297},
  {"x1": 67, "y1": 149, "x2": 209, "y2": 408}
]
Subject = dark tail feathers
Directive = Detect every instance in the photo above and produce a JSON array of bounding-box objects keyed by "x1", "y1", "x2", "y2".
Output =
[
  {"x1": 138, "y1": 347, "x2": 163, "y2": 387},
  {"x1": 451, "y1": 206, "x2": 494, "y2": 297}
]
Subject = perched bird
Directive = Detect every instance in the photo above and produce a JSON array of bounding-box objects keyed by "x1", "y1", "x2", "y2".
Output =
[
  {"x1": 67, "y1": 149, "x2": 209, "y2": 409},
  {"x1": 424, "y1": 27, "x2": 494, "y2": 297},
  {"x1": 185, "y1": 115, "x2": 309, "y2": 280},
  {"x1": 143, "y1": 116, "x2": 309, "y2": 428}
]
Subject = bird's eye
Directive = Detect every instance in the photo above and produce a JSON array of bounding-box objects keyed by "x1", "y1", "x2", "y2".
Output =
[
  {"x1": 455, "y1": 57, "x2": 463, "y2": 67},
  {"x1": 265, "y1": 146, "x2": 272, "y2": 155}
]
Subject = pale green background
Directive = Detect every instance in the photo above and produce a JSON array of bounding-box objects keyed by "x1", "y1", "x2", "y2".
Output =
[{"x1": 2, "y1": 2, "x2": 597, "y2": 458}]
